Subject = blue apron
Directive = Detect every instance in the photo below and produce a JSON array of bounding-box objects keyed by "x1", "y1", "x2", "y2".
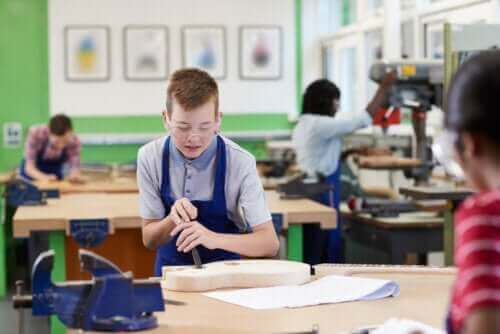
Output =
[
  {"x1": 303, "y1": 161, "x2": 342, "y2": 264},
  {"x1": 20, "y1": 140, "x2": 67, "y2": 180},
  {"x1": 154, "y1": 136, "x2": 240, "y2": 276},
  {"x1": 320, "y1": 163, "x2": 342, "y2": 263}
]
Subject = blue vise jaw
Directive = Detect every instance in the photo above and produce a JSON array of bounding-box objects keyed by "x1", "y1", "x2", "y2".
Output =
[
  {"x1": 31, "y1": 249, "x2": 165, "y2": 332},
  {"x1": 5, "y1": 178, "x2": 59, "y2": 207}
]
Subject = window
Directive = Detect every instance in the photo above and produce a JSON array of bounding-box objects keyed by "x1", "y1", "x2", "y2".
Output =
[
  {"x1": 366, "y1": 0, "x2": 383, "y2": 17},
  {"x1": 425, "y1": 22, "x2": 444, "y2": 59},
  {"x1": 365, "y1": 29, "x2": 383, "y2": 104},
  {"x1": 401, "y1": 20, "x2": 415, "y2": 58},
  {"x1": 339, "y1": 47, "x2": 358, "y2": 113}
]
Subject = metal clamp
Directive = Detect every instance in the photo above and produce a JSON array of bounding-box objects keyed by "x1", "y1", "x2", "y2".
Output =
[{"x1": 70, "y1": 219, "x2": 109, "y2": 247}]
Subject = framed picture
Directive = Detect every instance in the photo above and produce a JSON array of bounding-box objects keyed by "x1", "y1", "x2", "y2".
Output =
[
  {"x1": 239, "y1": 26, "x2": 282, "y2": 80},
  {"x1": 124, "y1": 25, "x2": 169, "y2": 81},
  {"x1": 182, "y1": 26, "x2": 226, "y2": 79},
  {"x1": 64, "y1": 26, "x2": 110, "y2": 81}
]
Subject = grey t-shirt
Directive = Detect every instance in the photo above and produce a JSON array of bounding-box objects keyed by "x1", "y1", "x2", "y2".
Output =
[{"x1": 137, "y1": 134, "x2": 272, "y2": 231}]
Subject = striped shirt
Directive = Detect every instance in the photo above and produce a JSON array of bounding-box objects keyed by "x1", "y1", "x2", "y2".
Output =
[
  {"x1": 24, "y1": 125, "x2": 81, "y2": 169},
  {"x1": 450, "y1": 190, "x2": 500, "y2": 332}
]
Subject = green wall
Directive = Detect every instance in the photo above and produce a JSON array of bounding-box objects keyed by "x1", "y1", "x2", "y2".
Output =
[
  {"x1": 0, "y1": 0, "x2": 49, "y2": 171},
  {"x1": 0, "y1": 0, "x2": 300, "y2": 172}
]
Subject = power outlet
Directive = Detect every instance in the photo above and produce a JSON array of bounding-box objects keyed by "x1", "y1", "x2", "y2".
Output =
[{"x1": 3, "y1": 122, "x2": 22, "y2": 148}]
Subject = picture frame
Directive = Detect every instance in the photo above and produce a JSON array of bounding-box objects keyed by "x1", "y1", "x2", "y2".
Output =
[
  {"x1": 239, "y1": 26, "x2": 283, "y2": 80},
  {"x1": 181, "y1": 26, "x2": 226, "y2": 80},
  {"x1": 64, "y1": 25, "x2": 110, "y2": 81},
  {"x1": 123, "y1": 25, "x2": 169, "y2": 81}
]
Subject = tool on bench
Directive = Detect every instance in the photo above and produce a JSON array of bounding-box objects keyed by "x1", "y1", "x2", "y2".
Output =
[
  {"x1": 348, "y1": 196, "x2": 419, "y2": 217},
  {"x1": 13, "y1": 249, "x2": 165, "y2": 332},
  {"x1": 4, "y1": 178, "x2": 59, "y2": 207},
  {"x1": 192, "y1": 246, "x2": 203, "y2": 269},
  {"x1": 277, "y1": 174, "x2": 333, "y2": 200}
]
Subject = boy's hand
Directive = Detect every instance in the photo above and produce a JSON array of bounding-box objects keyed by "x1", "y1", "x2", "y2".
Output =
[
  {"x1": 68, "y1": 170, "x2": 85, "y2": 184},
  {"x1": 168, "y1": 198, "x2": 198, "y2": 225},
  {"x1": 171, "y1": 221, "x2": 219, "y2": 252},
  {"x1": 40, "y1": 174, "x2": 58, "y2": 182}
]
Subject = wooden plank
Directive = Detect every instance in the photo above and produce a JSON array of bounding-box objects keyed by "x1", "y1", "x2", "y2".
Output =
[
  {"x1": 33, "y1": 177, "x2": 138, "y2": 194},
  {"x1": 355, "y1": 156, "x2": 422, "y2": 170},
  {"x1": 314, "y1": 263, "x2": 456, "y2": 276}
]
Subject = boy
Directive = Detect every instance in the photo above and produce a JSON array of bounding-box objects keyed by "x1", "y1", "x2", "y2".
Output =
[
  {"x1": 138, "y1": 69, "x2": 279, "y2": 275},
  {"x1": 20, "y1": 114, "x2": 82, "y2": 182}
]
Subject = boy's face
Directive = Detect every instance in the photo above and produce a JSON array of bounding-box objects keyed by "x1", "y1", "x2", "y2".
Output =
[
  {"x1": 49, "y1": 132, "x2": 73, "y2": 150},
  {"x1": 164, "y1": 98, "x2": 220, "y2": 159},
  {"x1": 454, "y1": 132, "x2": 492, "y2": 191}
]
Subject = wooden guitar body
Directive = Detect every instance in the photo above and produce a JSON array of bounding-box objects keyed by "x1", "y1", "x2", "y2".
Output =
[{"x1": 161, "y1": 260, "x2": 311, "y2": 292}]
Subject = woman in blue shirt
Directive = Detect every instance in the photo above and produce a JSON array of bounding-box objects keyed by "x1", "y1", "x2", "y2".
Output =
[{"x1": 292, "y1": 74, "x2": 395, "y2": 264}]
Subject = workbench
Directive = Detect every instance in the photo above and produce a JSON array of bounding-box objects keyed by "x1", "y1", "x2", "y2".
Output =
[
  {"x1": 13, "y1": 190, "x2": 335, "y2": 278},
  {"x1": 0, "y1": 176, "x2": 138, "y2": 298},
  {"x1": 13, "y1": 190, "x2": 335, "y2": 334},
  {"x1": 341, "y1": 204, "x2": 444, "y2": 265},
  {"x1": 399, "y1": 186, "x2": 473, "y2": 265},
  {"x1": 33, "y1": 177, "x2": 138, "y2": 194},
  {"x1": 68, "y1": 265, "x2": 455, "y2": 334}
]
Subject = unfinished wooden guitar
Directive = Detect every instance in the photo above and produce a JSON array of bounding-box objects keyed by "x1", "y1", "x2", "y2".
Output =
[{"x1": 161, "y1": 260, "x2": 311, "y2": 292}]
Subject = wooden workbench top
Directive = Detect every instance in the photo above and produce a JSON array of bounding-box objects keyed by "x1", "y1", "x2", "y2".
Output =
[
  {"x1": 399, "y1": 186, "x2": 474, "y2": 201},
  {"x1": 13, "y1": 193, "x2": 141, "y2": 237},
  {"x1": 340, "y1": 204, "x2": 443, "y2": 229},
  {"x1": 0, "y1": 171, "x2": 14, "y2": 184},
  {"x1": 265, "y1": 191, "x2": 336, "y2": 229},
  {"x1": 33, "y1": 177, "x2": 138, "y2": 194},
  {"x1": 72, "y1": 265, "x2": 454, "y2": 334},
  {"x1": 13, "y1": 191, "x2": 336, "y2": 237}
]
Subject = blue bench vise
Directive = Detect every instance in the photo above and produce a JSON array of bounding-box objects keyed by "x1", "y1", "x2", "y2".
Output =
[
  {"x1": 13, "y1": 249, "x2": 165, "y2": 332},
  {"x1": 5, "y1": 178, "x2": 59, "y2": 207}
]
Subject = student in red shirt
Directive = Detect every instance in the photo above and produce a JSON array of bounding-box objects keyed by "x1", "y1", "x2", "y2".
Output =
[{"x1": 445, "y1": 50, "x2": 500, "y2": 334}]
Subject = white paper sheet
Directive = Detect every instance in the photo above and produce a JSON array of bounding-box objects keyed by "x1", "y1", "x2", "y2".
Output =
[{"x1": 204, "y1": 274, "x2": 400, "y2": 310}]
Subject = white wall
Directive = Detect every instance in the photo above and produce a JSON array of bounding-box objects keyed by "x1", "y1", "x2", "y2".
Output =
[{"x1": 49, "y1": 0, "x2": 297, "y2": 117}]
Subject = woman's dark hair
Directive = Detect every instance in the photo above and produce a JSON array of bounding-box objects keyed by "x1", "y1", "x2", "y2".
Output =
[
  {"x1": 446, "y1": 50, "x2": 500, "y2": 145},
  {"x1": 302, "y1": 79, "x2": 341, "y2": 116},
  {"x1": 49, "y1": 114, "x2": 73, "y2": 136}
]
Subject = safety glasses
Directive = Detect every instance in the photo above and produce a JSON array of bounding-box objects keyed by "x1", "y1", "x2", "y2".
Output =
[{"x1": 432, "y1": 130, "x2": 465, "y2": 181}]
